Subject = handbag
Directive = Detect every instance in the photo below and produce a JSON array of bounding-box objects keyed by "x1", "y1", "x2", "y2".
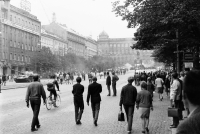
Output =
[
  {"x1": 118, "y1": 109, "x2": 125, "y2": 121},
  {"x1": 168, "y1": 107, "x2": 180, "y2": 118}
]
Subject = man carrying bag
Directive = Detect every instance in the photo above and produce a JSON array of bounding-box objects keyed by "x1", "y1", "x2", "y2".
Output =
[{"x1": 119, "y1": 77, "x2": 137, "y2": 133}]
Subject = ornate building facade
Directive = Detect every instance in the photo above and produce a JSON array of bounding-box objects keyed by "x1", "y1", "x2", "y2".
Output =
[
  {"x1": 0, "y1": 1, "x2": 41, "y2": 75},
  {"x1": 97, "y1": 31, "x2": 154, "y2": 67}
]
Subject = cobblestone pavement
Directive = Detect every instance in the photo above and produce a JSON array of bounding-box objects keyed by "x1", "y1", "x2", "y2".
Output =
[{"x1": 0, "y1": 71, "x2": 172, "y2": 134}]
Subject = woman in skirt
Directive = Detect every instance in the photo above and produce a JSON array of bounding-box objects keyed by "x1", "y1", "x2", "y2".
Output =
[{"x1": 136, "y1": 81, "x2": 153, "y2": 133}]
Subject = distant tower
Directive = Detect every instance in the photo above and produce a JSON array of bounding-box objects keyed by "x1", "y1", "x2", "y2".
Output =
[{"x1": 52, "y1": 12, "x2": 56, "y2": 23}]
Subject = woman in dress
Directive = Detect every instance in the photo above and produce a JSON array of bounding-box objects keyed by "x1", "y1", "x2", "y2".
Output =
[{"x1": 136, "y1": 81, "x2": 153, "y2": 133}]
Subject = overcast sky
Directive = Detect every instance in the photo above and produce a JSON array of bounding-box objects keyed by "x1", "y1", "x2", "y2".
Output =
[{"x1": 10, "y1": 0, "x2": 137, "y2": 40}]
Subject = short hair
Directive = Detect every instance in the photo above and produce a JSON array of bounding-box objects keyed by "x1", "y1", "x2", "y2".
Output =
[
  {"x1": 172, "y1": 72, "x2": 178, "y2": 79},
  {"x1": 183, "y1": 70, "x2": 200, "y2": 106},
  {"x1": 141, "y1": 81, "x2": 147, "y2": 89},
  {"x1": 180, "y1": 71, "x2": 184, "y2": 77},
  {"x1": 33, "y1": 75, "x2": 39, "y2": 81},
  {"x1": 92, "y1": 76, "x2": 97, "y2": 81},
  {"x1": 128, "y1": 77, "x2": 134, "y2": 83},
  {"x1": 76, "y1": 77, "x2": 81, "y2": 83},
  {"x1": 107, "y1": 72, "x2": 109, "y2": 75},
  {"x1": 112, "y1": 72, "x2": 115, "y2": 75}
]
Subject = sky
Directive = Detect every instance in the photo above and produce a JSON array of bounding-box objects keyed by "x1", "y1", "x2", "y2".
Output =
[{"x1": 10, "y1": 0, "x2": 137, "y2": 40}]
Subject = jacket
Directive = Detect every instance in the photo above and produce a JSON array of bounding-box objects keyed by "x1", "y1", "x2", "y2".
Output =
[
  {"x1": 119, "y1": 83, "x2": 137, "y2": 106},
  {"x1": 25, "y1": 82, "x2": 46, "y2": 102},
  {"x1": 136, "y1": 90, "x2": 153, "y2": 108},
  {"x1": 112, "y1": 75, "x2": 119, "y2": 84},
  {"x1": 72, "y1": 83, "x2": 84, "y2": 99},
  {"x1": 87, "y1": 82, "x2": 102, "y2": 103},
  {"x1": 170, "y1": 79, "x2": 181, "y2": 100},
  {"x1": 176, "y1": 107, "x2": 200, "y2": 134},
  {"x1": 106, "y1": 75, "x2": 111, "y2": 85}
]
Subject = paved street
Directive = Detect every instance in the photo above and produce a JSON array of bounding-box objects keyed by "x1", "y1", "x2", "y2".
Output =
[{"x1": 0, "y1": 70, "x2": 172, "y2": 134}]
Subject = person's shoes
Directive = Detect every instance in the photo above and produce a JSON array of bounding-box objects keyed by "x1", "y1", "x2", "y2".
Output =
[
  {"x1": 170, "y1": 125, "x2": 177, "y2": 128},
  {"x1": 113, "y1": 95, "x2": 116, "y2": 97},
  {"x1": 36, "y1": 124, "x2": 41, "y2": 129},
  {"x1": 142, "y1": 130, "x2": 145, "y2": 133},
  {"x1": 94, "y1": 120, "x2": 97, "y2": 126},
  {"x1": 107, "y1": 94, "x2": 110, "y2": 96},
  {"x1": 127, "y1": 130, "x2": 131, "y2": 134},
  {"x1": 76, "y1": 120, "x2": 82, "y2": 125},
  {"x1": 31, "y1": 128, "x2": 38, "y2": 132},
  {"x1": 145, "y1": 127, "x2": 149, "y2": 132}
]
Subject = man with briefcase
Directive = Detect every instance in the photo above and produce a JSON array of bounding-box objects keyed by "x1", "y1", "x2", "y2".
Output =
[
  {"x1": 119, "y1": 77, "x2": 137, "y2": 133},
  {"x1": 169, "y1": 72, "x2": 182, "y2": 128}
]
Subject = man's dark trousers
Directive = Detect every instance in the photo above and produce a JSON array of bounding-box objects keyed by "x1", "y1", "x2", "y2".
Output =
[
  {"x1": 91, "y1": 103, "x2": 100, "y2": 122},
  {"x1": 173, "y1": 100, "x2": 180, "y2": 127},
  {"x1": 112, "y1": 83, "x2": 117, "y2": 96},
  {"x1": 107, "y1": 85, "x2": 111, "y2": 95},
  {"x1": 123, "y1": 105, "x2": 135, "y2": 131},
  {"x1": 74, "y1": 99, "x2": 84, "y2": 122},
  {"x1": 30, "y1": 99, "x2": 41, "y2": 129}
]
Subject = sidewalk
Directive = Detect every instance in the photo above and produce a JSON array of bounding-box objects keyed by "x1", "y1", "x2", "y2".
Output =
[{"x1": 1, "y1": 79, "x2": 51, "y2": 90}]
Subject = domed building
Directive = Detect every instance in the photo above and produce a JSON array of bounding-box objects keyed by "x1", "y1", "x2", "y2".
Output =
[
  {"x1": 98, "y1": 31, "x2": 109, "y2": 40},
  {"x1": 97, "y1": 31, "x2": 155, "y2": 67}
]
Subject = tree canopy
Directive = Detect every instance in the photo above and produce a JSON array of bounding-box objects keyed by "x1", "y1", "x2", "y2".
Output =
[
  {"x1": 29, "y1": 47, "x2": 116, "y2": 76},
  {"x1": 112, "y1": 0, "x2": 200, "y2": 65}
]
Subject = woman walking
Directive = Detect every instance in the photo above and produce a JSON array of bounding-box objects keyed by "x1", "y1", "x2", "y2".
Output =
[{"x1": 136, "y1": 81, "x2": 153, "y2": 133}]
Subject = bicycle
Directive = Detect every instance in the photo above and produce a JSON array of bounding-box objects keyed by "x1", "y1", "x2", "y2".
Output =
[{"x1": 46, "y1": 91, "x2": 61, "y2": 110}]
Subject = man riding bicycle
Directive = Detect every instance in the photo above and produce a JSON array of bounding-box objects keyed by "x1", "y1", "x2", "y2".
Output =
[{"x1": 47, "y1": 75, "x2": 60, "y2": 102}]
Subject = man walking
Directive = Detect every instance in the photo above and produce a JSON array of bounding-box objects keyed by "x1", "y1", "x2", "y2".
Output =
[
  {"x1": 170, "y1": 72, "x2": 181, "y2": 128},
  {"x1": 25, "y1": 75, "x2": 46, "y2": 132},
  {"x1": 86, "y1": 77, "x2": 102, "y2": 126},
  {"x1": 106, "y1": 72, "x2": 111, "y2": 96},
  {"x1": 176, "y1": 70, "x2": 200, "y2": 134},
  {"x1": 119, "y1": 77, "x2": 137, "y2": 133},
  {"x1": 112, "y1": 72, "x2": 119, "y2": 96},
  {"x1": 72, "y1": 77, "x2": 84, "y2": 125}
]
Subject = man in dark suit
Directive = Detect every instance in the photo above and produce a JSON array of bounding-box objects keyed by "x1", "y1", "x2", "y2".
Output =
[
  {"x1": 86, "y1": 77, "x2": 102, "y2": 126},
  {"x1": 176, "y1": 70, "x2": 200, "y2": 134},
  {"x1": 72, "y1": 77, "x2": 84, "y2": 125},
  {"x1": 25, "y1": 75, "x2": 46, "y2": 132},
  {"x1": 119, "y1": 77, "x2": 137, "y2": 133},
  {"x1": 112, "y1": 72, "x2": 119, "y2": 96},
  {"x1": 106, "y1": 72, "x2": 111, "y2": 96}
]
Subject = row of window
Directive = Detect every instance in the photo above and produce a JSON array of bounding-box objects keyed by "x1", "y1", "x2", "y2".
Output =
[
  {"x1": 10, "y1": 13, "x2": 40, "y2": 32},
  {"x1": 9, "y1": 53, "x2": 31, "y2": 63},
  {"x1": 8, "y1": 40, "x2": 38, "y2": 51},
  {"x1": 68, "y1": 33, "x2": 84, "y2": 43},
  {"x1": 3, "y1": 26, "x2": 40, "y2": 47},
  {"x1": 100, "y1": 44, "x2": 131, "y2": 48}
]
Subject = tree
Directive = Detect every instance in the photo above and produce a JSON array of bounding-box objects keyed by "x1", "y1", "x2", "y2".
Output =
[{"x1": 113, "y1": 0, "x2": 200, "y2": 69}]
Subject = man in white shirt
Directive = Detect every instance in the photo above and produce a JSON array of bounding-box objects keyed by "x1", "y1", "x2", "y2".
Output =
[{"x1": 170, "y1": 72, "x2": 181, "y2": 128}]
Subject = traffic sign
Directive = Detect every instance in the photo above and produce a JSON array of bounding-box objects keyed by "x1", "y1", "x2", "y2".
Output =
[{"x1": 184, "y1": 52, "x2": 193, "y2": 61}]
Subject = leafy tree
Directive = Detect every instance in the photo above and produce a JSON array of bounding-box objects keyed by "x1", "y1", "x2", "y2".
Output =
[{"x1": 113, "y1": 0, "x2": 200, "y2": 69}]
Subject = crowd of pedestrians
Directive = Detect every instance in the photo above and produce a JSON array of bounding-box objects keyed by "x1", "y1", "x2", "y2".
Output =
[{"x1": 24, "y1": 68, "x2": 200, "y2": 134}]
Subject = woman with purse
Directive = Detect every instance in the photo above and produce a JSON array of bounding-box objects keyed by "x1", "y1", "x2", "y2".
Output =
[{"x1": 136, "y1": 81, "x2": 153, "y2": 133}]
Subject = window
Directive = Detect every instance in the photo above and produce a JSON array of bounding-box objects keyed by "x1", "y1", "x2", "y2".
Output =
[
  {"x1": 10, "y1": 15, "x2": 12, "y2": 21},
  {"x1": 10, "y1": 53, "x2": 12, "y2": 60},
  {"x1": 22, "y1": 43, "x2": 24, "y2": 49},
  {"x1": 14, "y1": 54, "x2": 16, "y2": 60},
  {"x1": 22, "y1": 55, "x2": 24, "y2": 61},
  {"x1": 10, "y1": 40, "x2": 12, "y2": 47}
]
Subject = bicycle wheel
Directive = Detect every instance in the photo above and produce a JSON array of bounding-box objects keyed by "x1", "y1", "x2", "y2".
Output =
[
  {"x1": 46, "y1": 97, "x2": 52, "y2": 110},
  {"x1": 55, "y1": 94, "x2": 61, "y2": 107}
]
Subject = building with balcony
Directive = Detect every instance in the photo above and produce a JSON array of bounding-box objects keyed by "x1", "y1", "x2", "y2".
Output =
[
  {"x1": 0, "y1": 0, "x2": 41, "y2": 75},
  {"x1": 41, "y1": 29, "x2": 67, "y2": 56},
  {"x1": 42, "y1": 13, "x2": 85, "y2": 57},
  {"x1": 97, "y1": 31, "x2": 154, "y2": 67},
  {"x1": 85, "y1": 37, "x2": 98, "y2": 59}
]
